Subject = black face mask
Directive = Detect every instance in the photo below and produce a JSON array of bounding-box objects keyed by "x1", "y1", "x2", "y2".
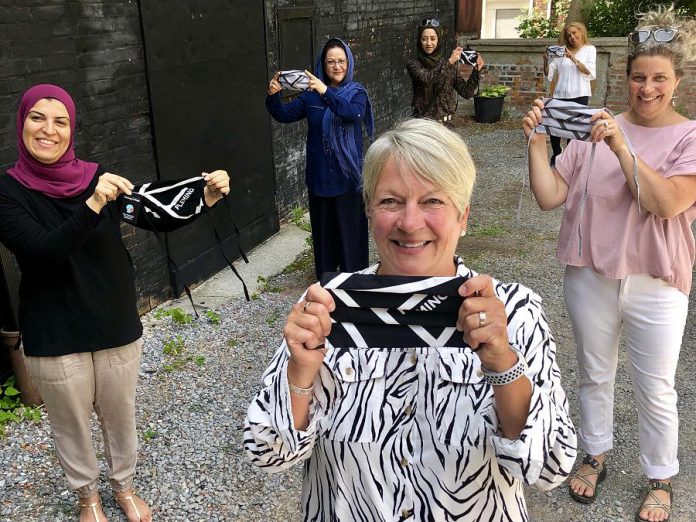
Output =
[
  {"x1": 320, "y1": 272, "x2": 470, "y2": 349},
  {"x1": 117, "y1": 176, "x2": 249, "y2": 313}
]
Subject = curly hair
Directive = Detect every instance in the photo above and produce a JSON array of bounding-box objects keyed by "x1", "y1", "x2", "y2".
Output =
[
  {"x1": 560, "y1": 21, "x2": 589, "y2": 48},
  {"x1": 627, "y1": 4, "x2": 696, "y2": 77}
]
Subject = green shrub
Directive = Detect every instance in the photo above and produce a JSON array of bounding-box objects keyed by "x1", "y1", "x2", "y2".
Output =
[
  {"x1": 479, "y1": 85, "x2": 511, "y2": 98},
  {"x1": 585, "y1": 1, "x2": 695, "y2": 38}
]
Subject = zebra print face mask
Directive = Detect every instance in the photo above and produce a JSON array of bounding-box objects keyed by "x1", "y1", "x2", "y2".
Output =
[
  {"x1": 278, "y1": 70, "x2": 310, "y2": 91},
  {"x1": 321, "y1": 272, "x2": 470, "y2": 349}
]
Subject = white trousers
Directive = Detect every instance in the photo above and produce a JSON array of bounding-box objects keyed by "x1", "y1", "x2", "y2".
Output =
[{"x1": 564, "y1": 266, "x2": 687, "y2": 479}]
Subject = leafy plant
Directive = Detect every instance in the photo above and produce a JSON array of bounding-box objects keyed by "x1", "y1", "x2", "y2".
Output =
[
  {"x1": 479, "y1": 85, "x2": 511, "y2": 98},
  {"x1": 516, "y1": 9, "x2": 561, "y2": 38},
  {"x1": 585, "y1": 1, "x2": 695, "y2": 38},
  {"x1": 143, "y1": 428, "x2": 157, "y2": 442},
  {"x1": 162, "y1": 336, "x2": 185, "y2": 356},
  {"x1": 154, "y1": 307, "x2": 193, "y2": 326},
  {"x1": 0, "y1": 376, "x2": 41, "y2": 437},
  {"x1": 227, "y1": 339, "x2": 238, "y2": 348},
  {"x1": 289, "y1": 206, "x2": 312, "y2": 232},
  {"x1": 205, "y1": 309, "x2": 221, "y2": 325}
]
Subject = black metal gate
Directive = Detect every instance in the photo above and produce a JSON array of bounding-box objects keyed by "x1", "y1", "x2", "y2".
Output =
[{"x1": 138, "y1": 0, "x2": 277, "y2": 288}]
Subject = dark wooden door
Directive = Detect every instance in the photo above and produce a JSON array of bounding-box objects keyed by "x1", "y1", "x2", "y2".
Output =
[{"x1": 139, "y1": 1, "x2": 277, "y2": 288}]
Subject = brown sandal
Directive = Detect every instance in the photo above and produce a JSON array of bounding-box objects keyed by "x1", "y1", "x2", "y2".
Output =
[
  {"x1": 114, "y1": 490, "x2": 142, "y2": 521},
  {"x1": 635, "y1": 480, "x2": 672, "y2": 522},
  {"x1": 78, "y1": 497, "x2": 105, "y2": 522},
  {"x1": 568, "y1": 455, "x2": 607, "y2": 504}
]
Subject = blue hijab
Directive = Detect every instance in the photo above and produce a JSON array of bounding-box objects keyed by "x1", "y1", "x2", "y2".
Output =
[{"x1": 315, "y1": 38, "x2": 374, "y2": 185}]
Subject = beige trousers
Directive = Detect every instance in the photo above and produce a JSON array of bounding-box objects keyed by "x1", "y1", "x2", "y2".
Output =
[{"x1": 25, "y1": 339, "x2": 143, "y2": 498}]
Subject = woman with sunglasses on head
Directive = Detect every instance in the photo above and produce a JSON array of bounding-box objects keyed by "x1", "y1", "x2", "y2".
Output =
[
  {"x1": 407, "y1": 18, "x2": 484, "y2": 126},
  {"x1": 524, "y1": 7, "x2": 696, "y2": 521},
  {"x1": 266, "y1": 38, "x2": 374, "y2": 281},
  {"x1": 543, "y1": 21, "x2": 596, "y2": 166}
]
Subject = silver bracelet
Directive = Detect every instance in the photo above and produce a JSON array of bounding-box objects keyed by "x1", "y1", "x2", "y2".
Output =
[
  {"x1": 288, "y1": 378, "x2": 314, "y2": 396},
  {"x1": 481, "y1": 347, "x2": 528, "y2": 386}
]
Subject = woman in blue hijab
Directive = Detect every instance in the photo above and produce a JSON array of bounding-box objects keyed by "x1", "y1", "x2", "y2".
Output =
[{"x1": 267, "y1": 38, "x2": 374, "y2": 280}]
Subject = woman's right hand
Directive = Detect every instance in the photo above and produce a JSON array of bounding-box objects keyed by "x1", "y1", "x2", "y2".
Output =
[
  {"x1": 522, "y1": 98, "x2": 546, "y2": 140},
  {"x1": 268, "y1": 72, "x2": 282, "y2": 95},
  {"x1": 86, "y1": 172, "x2": 134, "y2": 213},
  {"x1": 284, "y1": 283, "x2": 335, "y2": 388},
  {"x1": 448, "y1": 46, "x2": 463, "y2": 65}
]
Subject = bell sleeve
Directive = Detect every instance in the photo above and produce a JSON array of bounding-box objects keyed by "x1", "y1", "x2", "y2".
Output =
[{"x1": 489, "y1": 283, "x2": 578, "y2": 490}]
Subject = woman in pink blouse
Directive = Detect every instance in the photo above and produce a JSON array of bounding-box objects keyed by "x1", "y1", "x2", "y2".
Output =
[{"x1": 524, "y1": 7, "x2": 696, "y2": 522}]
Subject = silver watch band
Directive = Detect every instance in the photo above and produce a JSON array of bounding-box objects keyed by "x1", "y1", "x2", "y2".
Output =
[{"x1": 481, "y1": 347, "x2": 528, "y2": 386}]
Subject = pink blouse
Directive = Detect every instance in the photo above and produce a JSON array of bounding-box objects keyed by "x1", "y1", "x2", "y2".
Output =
[{"x1": 555, "y1": 115, "x2": 696, "y2": 295}]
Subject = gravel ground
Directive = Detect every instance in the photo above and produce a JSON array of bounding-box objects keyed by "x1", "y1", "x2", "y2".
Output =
[{"x1": 1, "y1": 118, "x2": 694, "y2": 521}]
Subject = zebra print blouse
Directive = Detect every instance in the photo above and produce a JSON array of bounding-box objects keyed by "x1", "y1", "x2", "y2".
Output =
[{"x1": 245, "y1": 258, "x2": 577, "y2": 521}]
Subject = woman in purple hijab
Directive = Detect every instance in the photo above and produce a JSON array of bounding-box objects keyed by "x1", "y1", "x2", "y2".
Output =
[{"x1": 0, "y1": 84, "x2": 231, "y2": 522}]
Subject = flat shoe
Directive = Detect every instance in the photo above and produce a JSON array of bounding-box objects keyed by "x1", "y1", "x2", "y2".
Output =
[
  {"x1": 569, "y1": 455, "x2": 607, "y2": 504},
  {"x1": 635, "y1": 480, "x2": 672, "y2": 522}
]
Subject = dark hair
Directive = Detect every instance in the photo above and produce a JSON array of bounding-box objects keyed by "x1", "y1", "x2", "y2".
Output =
[
  {"x1": 321, "y1": 38, "x2": 346, "y2": 64},
  {"x1": 626, "y1": 5, "x2": 696, "y2": 77}
]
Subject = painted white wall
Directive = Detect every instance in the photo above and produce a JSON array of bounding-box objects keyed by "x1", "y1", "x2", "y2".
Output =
[{"x1": 481, "y1": 0, "x2": 530, "y2": 39}]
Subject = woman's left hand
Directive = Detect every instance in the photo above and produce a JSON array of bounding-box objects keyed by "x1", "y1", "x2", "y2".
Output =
[
  {"x1": 590, "y1": 111, "x2": 627, "y2": 153},
  {"x1": 203, "y1": 170, "x2": 230, "y2": 207},
  {"x1": 475, "y1": 54, "x2": 485, "y2": 71},
  {"x1": 305, "y1": 70, "x2": 328, "y2": 95},
  {"x1": 456, "y1": 275, "x2": 513, "y2": 369}
]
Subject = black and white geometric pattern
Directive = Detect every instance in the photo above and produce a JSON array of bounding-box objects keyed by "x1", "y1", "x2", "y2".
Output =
[
  {"x1": 245, "y1": 257, "x2": 577, "y2": 521},
  {"x1": 278, "y1": 70, "x2": 310, "y2": 92},
  {"x1": 321, "y1": 271, "x2": 468, "y2": 348},
  {"x1": 533, "y1": 98, "x2": 601, "y2": 140}
]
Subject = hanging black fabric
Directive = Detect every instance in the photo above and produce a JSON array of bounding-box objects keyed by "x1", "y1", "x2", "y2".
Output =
[
  {"x1": 320, "y1": 272, "x2": 470, "y2": 349},
  {"x1": 117, "y1": 176, "x2": 250, "y2": 315}
]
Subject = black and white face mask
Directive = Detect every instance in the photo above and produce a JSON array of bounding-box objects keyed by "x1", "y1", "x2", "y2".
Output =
[
  {"x1": 321, "y1": 272, "x2": 470, "y2": 349},
  {"x1": 278, "y1": 70, "x2": 310, "y2": 91},
  {"x1": 546, "y1": 45, "x2": 565, "y2": 59},
  {"x1": 117, "y1": 175, "x2": 249, "y2": 310},
  {"x1": 459, "y1": 49, "x2": 478, "y2": 67}
]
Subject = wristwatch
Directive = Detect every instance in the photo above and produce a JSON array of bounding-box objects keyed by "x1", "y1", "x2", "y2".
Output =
[{"x1": 481, "y1": 347, "x2": 529, "y2": 386}]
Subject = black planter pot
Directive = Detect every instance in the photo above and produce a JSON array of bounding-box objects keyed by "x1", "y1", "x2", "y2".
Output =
[{"x1": 474, "y1": 96, "x2": 505, "y2": 123}]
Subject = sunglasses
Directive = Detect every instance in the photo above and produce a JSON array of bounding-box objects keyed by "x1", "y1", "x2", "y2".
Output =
[
  {"x1": 420, "y1": 18, "x2": 440, "y2": 27},
  {"x1": 628, "y1": 27, "x2": 678, "y2": 44}
]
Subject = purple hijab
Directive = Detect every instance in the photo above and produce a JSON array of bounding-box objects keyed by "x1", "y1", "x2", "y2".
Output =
[{"x1": 7, "y1": 84, "x2": 98, "y2": 198}]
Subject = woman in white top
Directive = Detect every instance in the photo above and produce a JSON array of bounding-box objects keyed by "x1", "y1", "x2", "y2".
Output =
[{"x1": 544, "y1": 21, "x2": 597, "y2": 166}]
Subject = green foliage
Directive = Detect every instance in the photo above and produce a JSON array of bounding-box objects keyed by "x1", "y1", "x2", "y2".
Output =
[
  {"x1": 154, "y1": 307, "x2": 193, "y2": 326},
  {"x1": 289, "y1": 206, "x2": 312, "y2": 232},
  {"x1": 161, "y1": 336, "x2": 206, "y2": 372},
  {"x1": 469, "y1": 224, "x2": 507, "y2": 237},
  {"x1": 162, "y1": 336, "x2": 185, "y2": 356},
  {"x1": 256, "y1": 275, "x2": 282, "y2": 294},
  {"x1": 0, "y1": 376, "x2": 41, "y2": 437},
  {"x1": 205, "y1": 309, "x2": 221, "y2": 325},
  {"x1": 479, "y1": 85, "x2": 511, "y2": 98},
  {"x1": 227, "y1": 339, "x2": 238, "y2": 348},
  {"x1": 585, "y1": 1, "x2": 696, "y2": 37},
  {"x1": 265, "y1": 310, "x2": 281, "y2": 326},
  {"x1": 516, "y1": 0, "x2": 569, "y2": 38},
  {"x1": 142, "y1": 428, "x2": 157, "y2": 442}
]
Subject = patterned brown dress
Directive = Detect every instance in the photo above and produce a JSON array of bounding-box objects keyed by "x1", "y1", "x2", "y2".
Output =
[{"x1": 407, "y1": 58, "x2": 480, "y2": 124}]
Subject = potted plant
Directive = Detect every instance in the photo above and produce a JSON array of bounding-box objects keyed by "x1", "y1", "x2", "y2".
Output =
[{"x1": 474, "y1": 84, "x2": 511, "y2": 124}]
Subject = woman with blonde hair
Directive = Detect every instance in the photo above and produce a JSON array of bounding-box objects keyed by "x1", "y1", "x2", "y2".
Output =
[
  {"x1": 543, "y1": 21, "x2": 596, "y2": 166},
  {"x1": 525, "y1": 6, "x2": 696, "y2": 521}
]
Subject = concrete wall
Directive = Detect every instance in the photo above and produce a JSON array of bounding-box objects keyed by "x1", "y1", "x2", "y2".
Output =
[{"x1": 456, "y1": 36, "x2": 696, "y2": 118}]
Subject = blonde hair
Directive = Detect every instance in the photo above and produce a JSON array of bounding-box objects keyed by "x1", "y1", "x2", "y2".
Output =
[
  {"x1": 560, "y1": 21, "x2": 589, "y2": 47},
  {"x1": 362, "y1": 119, "x2": 476, "y2": 216},
  {"x1": 627, "y1": 5, "x2": 696, "y2": 77}
]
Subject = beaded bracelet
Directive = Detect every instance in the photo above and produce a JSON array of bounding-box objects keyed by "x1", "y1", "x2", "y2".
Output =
[
  {"x1": 481, "y1": 347, "x2": 529, "y2": 386},
  {"x1": 288, "y1": 379, "x2": 314, "y2": 396}
]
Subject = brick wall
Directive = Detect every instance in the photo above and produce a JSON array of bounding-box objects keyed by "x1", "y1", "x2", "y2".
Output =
[
  {"x1": 264, "y1": 0, "x2": 456, "y2": 219},
  {"x1": 0, "y1": 1, "x2": 169, "y2": 313},
  {"x1": 455, "y1": 36, "x2": 696, "y2": 118}
]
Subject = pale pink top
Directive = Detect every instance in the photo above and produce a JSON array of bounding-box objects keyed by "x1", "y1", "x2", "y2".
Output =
[{"x1": 555, "y1": 115, "x2": 696, "y2": 295}]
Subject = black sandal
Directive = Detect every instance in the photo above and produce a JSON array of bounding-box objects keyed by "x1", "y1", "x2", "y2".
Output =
[
  {"x1": 568, "y1": 455, "x2": 607, "y2": 504},
  {"x1": 635, "y1": 480, "x2": 672, "y2": 522}
]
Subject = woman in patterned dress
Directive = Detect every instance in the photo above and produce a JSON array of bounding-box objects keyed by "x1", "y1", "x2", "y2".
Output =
[{"x1": 245, "y1": 118, "x2": 576, "y2": 521}]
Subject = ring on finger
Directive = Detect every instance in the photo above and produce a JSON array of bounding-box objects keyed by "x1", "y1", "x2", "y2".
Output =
[
  {"x1": 603, "y1": 120, "x2": 609, "y2": 129},
  {"x1": 303, "y1": 300, "x2": 312, "y2": 313},
  {"x1": 478, "y1": 311, "x2": 487, "y2": 328}
]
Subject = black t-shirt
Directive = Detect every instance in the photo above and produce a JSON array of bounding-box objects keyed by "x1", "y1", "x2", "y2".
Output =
[{"x1": 0, "y1": 166, "x2": 142, "y2": 356}]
